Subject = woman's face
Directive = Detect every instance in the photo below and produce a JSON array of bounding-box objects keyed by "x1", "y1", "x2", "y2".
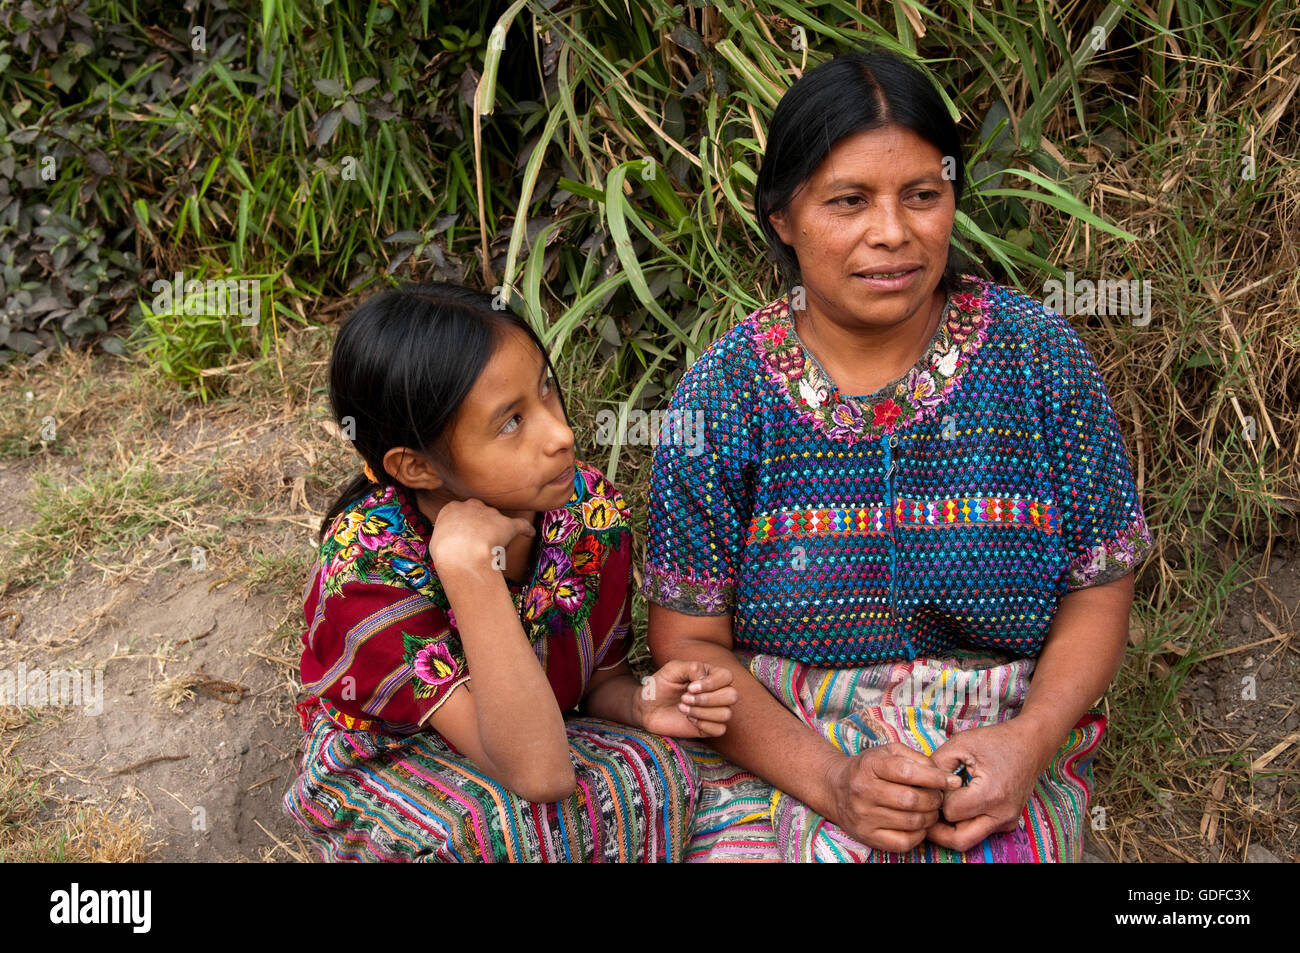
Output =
[{"x1": 767, "y1": 123, "x2": 955, "y2": 331}]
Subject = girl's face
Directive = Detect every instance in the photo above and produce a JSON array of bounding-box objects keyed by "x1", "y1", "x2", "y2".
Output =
[
  {"x1": 767, "y1": 123, "x2": 955, "y2": 332},
  {"x1": 431, "y1": 326, "x2": 576, "y2": 515}
]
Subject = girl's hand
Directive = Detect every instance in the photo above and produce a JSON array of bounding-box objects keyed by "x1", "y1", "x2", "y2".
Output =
[
  {"x1": 633, "y1": 660, "x2": 737, "y2": 738},
  {"x1": 428, "y1": 498, "x2": 534, "y2": 575}
]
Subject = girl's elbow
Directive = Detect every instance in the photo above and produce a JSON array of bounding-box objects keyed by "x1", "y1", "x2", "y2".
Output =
[{"x1": 512, "y1": 765, "x2": 576, "y2": 803}]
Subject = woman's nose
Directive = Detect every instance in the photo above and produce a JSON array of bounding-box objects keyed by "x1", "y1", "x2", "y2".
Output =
[{"x1": 864, "y1": 199, "x2": 907, "y2": 247}]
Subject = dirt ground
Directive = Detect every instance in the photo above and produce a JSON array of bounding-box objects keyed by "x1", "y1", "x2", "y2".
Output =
[
  {"x1": 0, "y1": 470, "x2": 310, "y2": 860},
  {"x1": 0, "y1": 367, "x2": 1296, "y2": 863}
]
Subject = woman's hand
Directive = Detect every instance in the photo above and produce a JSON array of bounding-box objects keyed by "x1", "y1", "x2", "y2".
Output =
[
  {"x1": 428, "y1": 498, "x2": 535, "y2": 575},
  {"x1": 633, "y1": 660, "x2": 738, "y2": 738},
  {"x1": 827, "y1": 744, "x2": 963, "y2": 853},
  {"x1": 924, "y1": 719, "x2": 1055, "y2": 852}
]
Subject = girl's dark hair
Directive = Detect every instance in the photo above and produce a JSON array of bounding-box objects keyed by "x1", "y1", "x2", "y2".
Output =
[
  {"x1": 755, "y1": 46, "x2": 971, "y2": 292},
  {"x1": 319, "y1": 283, "x2": 568, "y2": 539}
]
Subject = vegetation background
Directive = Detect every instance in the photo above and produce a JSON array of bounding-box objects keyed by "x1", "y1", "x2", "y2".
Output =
[{"x1": 0, "y1": 0, "x2": 1295, "y2": 862}]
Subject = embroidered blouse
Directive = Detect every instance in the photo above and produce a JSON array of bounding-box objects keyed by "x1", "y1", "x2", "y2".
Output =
[
  {"x1": 642, "y1": 274, "x2": 1154, "y2": 666},
  {"x1": 300, "y1": 460, "x2": 634, "y2": 734}
]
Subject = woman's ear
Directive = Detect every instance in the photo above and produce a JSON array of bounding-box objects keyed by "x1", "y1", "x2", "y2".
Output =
[
  {"x1": 768, "y1": 207, "x2": 793, "y2": 246},
  {"x1": 383, "y1": 447, "x2": 444, "y2": 491}
]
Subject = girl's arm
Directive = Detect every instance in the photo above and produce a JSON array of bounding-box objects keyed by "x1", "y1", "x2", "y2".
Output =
[
  {"x1": 648, "y1": 605, "x2": 847, "y2": 807},
  {"x1": 427, "y1": 557, "x2": 574, "y2": 802},
  {"x1": 420, "y1": 498, "x2": 575, "y2": 803},
  {"x1": 580, "y1": 655, "x2": 738, "y2": 737},
  {"x1": 579, "y1": 659, "x2": 640, "y2": 726}
]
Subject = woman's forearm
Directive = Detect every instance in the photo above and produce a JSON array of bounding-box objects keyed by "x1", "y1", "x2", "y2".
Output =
[
  {"x1": 1012, "y1": 571, "x2": 1135, "y2": 772},
  {"x1": 439, "y1": 562, "x2": 573, "y2": 794}
]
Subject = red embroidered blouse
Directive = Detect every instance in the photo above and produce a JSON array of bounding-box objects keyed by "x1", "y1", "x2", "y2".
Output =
[{"x1": 299, "y1": 460, "x2": 634, "y2": 735}]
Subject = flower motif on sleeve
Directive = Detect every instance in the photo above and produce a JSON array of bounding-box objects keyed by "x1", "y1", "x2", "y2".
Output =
[
  {"x1": 403, "y1": 630, "x2": 462, "y2": 700},
  {"x1": 655, "y1": 575, "x2": 682, "y2": 602},
  {"x1": 642, "y1": 562, "x2": 733, "y2": 616},
  {"x1": 695, "y1": 581, "x2": 726, "y2": 613}
]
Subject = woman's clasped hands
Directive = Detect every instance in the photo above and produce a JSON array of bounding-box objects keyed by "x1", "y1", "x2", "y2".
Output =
[{"x1": 827, "y1": 718, "x2": 1053, "y2": 854}]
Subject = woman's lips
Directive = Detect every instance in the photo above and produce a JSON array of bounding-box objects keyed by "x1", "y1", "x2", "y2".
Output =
[
  {"x1": 546, "y1": 464, "x2": 574, "y2": 487},
  {"x1": 853, "y1": 266, "x2": 921, "y2": 290}
]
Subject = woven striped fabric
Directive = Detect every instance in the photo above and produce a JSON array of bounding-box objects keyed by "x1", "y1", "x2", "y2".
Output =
[
  {"x1": 284, "y1": 710, "x2": 699, "y2": 862},
  {"x1": 682, "y1": 650, "x2": 1102, "y2": 862}
]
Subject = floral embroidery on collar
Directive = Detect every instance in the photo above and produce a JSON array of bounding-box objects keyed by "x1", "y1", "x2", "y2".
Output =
[
  {"x1": 317, "y1": 460, "x2": 630, "y2": 690},
  {"x1": 748, "y1": 274, "x2": 992, "y2": 444}
]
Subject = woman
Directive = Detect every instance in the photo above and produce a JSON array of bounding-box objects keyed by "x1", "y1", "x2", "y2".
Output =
[{"x1": 643, "y1": 47, "x2": 1153, "y2": 862}]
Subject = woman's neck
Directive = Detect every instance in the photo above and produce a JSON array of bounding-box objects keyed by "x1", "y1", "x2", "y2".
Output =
[{"x1": 793, "y1": 289, "x2": 945, "y2": 397}]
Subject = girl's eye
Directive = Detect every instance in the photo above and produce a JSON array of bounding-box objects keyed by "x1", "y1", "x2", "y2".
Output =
[{"x1": 501, "y1": 414, "x2": 522, "y2": 435}]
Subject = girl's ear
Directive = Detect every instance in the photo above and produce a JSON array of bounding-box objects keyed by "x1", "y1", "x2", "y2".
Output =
[{"x1": 383, "y1": 446, "x2": 444, "y2": 491}]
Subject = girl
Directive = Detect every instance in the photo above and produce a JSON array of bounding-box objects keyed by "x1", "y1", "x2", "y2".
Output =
[{"x1": 282, "y1": 282, "x2": 736, "y2": 862}]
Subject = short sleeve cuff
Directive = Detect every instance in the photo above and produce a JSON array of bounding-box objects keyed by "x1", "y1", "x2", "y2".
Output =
[
  {"x1": 642, "y1": 561, "x2": 735, "y2": 615},
  {"x1": 1066, "y1": 513, "x2": 1154, "y2": 590}
]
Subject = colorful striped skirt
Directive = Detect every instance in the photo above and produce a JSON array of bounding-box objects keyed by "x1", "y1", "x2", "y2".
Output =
[
  {"x1": 283, "y1": 707, "x2": 699, "y2": 862},
  {"x1": 680, "y1": 650, "x2": 1104, "y2": 862}
]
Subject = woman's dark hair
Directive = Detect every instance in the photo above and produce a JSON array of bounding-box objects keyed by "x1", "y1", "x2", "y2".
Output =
[
  {"x1": 318, "y1": 282, "x2": 568, "y2": 539},
  {"x1": 755, "y1": 46, "x2": 971, "y2": 292}
]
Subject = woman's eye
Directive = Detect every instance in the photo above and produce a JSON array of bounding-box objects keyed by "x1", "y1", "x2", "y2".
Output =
[
  {"x1": 836, "y1": 195, "x2": 864, "y2": 207},
  {"x1": 914, "y1": 190, "x2": 939, "y2": 201}
]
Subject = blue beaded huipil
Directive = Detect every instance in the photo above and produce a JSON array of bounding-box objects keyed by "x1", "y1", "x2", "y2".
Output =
[{"x1": 641, "y1": 274, "x2": 1154, "y2": 665}]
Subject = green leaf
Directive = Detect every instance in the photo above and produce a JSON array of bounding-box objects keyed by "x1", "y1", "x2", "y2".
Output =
[{"x1": 313, "y1": 78, "x2": 346, "y2": 98}]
